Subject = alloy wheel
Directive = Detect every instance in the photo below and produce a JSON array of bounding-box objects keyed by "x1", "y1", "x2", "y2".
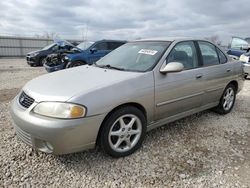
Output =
[
  {"x1": 223, "y1": 87, "x2": 235, "y2": 111},
  {"x1": 108, "y1": 114, "x2": 142, "y2": 153}
]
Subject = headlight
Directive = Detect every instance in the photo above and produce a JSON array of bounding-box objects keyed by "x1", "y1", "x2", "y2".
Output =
[
  {"x1": 33, "y1": 102, "x2": 86, "y2": 119},
  {"x1": 30, "y1": 52, "x2": 39, "y2": 57},
  {"x1": 64, "y1": 56, "x2": 69, "y2": 60}
]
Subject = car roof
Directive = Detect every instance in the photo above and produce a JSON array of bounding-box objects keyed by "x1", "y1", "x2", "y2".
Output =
[
  {"x1": 134, "y1": 37, "x2": 210, "y2": 43},
  {"x1": 97, "y1": 39, "x2": 127, "y2": 43}
]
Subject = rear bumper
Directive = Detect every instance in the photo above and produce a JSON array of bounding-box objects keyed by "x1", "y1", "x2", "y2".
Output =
[{"x1": 10, "y1": 96, "x2": 106, "y2": 155}]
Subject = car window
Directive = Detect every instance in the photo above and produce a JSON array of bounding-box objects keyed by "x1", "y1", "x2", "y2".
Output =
[
  {"x1": 166, "y1": 41, "x2": 198, "y2": 70},
  {"x1": 217, "y1": 48, "x2": 227, "y2": 64},
  {"x1": 231, "y1": 37, "x2": 249, "y2": 50},
  {"x1": 51, "y1": 45, "x2": 59, "y2": 51},
  {"x1": 198, "y1": 41, "x2": 219, "y2": 66},
  {"x1": 94, "y1": 42, "x2": 108, "y2": 50},
  {"x1": 108, "y1": 42, "x2": 125, "y2": 50}
]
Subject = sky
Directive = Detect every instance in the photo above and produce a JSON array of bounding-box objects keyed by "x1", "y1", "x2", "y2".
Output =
[{"x1": 0, "y1": 0, "x2": 249, "y2": 45}]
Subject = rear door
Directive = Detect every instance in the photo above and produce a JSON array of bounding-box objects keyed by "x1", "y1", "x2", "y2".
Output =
[
  {"x1": 197, "y1": 41, "x2": 233, "y2": 105},
  {"x1": 154, "y1": 41, "x2": 204, "y2": 120}
]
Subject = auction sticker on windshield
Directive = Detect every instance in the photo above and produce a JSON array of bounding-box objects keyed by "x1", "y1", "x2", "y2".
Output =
[{"x1": 138, "y1": 49, "x2": 158, "y2": 55}]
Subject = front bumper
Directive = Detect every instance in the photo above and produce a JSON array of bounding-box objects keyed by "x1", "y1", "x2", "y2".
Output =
[
  {"x1": 10, "y1": 96, "x2": 106, "y2": 155},
  {"x1": 26, "y1": 56, "x2": 39, "y2": 66}
]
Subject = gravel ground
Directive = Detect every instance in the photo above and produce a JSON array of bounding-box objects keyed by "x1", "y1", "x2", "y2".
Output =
[{"x1": 0, "y1": 58, "x2": 250, "y2": 187}]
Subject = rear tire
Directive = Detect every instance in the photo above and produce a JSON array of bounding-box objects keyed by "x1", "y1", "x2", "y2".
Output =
[
  {"x1": 68, "y1": 61, "x2": 85, "y2": 68},
  {"x1": 213, "y1": 84, "x2": 236, "y2": 114},
  {"x1": 99, "y1": 106, "x2": 146, "y2": 158}
]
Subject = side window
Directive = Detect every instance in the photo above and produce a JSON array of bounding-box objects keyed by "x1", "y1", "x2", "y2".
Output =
[
  {"x1": 166, "y1": 41, "x2": 198, "y2": 69},
  {"x1": 94, "y1": 42, "x2": 108, "y2": 50},
  {"x1": 217, "y1": 48, "x2": 227, "y2": 64},
  {"x1": 198, "y1": 41, "x2": 219, "y2": 66},
  {"x1": 108, "y1": 42, "x2": 124, "y2": 50},
  {"x1": 51, "y1": 45, "x2": 58, "y2": 51}
]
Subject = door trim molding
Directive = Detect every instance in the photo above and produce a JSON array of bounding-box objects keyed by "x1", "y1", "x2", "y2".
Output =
[{"x1": 156, "y1": 92, "x2": 204, "y2": 107}]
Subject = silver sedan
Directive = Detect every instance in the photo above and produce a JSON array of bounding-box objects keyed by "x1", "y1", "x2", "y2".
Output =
[{"x1": 10, "y1": 38, "x2": 244, "y2": 158}]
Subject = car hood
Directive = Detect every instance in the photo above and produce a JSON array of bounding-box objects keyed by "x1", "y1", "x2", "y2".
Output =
[
  {"x1": 23, "y1": 65, "x2": 141, "y2": 102},
  {"x1": 27, "y1": 50, "x2": 43, "y2": 55}
]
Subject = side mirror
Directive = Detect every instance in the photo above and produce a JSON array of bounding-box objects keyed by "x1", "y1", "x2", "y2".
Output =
[
  {"x1": 160, "y1": 62, "x2": 184, "y2": 74},
  {"x1": 90, "y1": 48, "x2": 97, "y2": 53}
]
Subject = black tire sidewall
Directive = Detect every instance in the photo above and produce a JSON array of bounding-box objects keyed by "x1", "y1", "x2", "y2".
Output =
[
  {"x1": 39, "y1": 57, "x2": 46, "y2": 66},
  {"x1": 100, "y1": 106, "x2": 146, "y2": 158},
  {"x1": 68, "y1": 61, "x2": 84, "y2": 68}
]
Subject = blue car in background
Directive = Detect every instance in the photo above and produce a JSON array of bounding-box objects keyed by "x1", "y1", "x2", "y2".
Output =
[
  {"x1": 44, "y1": 39, "x2": 126, "y2": 72},
  {"x1": 227, "y1": 37, "x2": 250, "y2": 59}
]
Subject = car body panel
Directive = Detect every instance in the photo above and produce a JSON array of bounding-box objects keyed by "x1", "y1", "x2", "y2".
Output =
[
  {"x1": 10, "y1": 97, "x2": 106, "y2": 154},
  {"x1": 154, "y1": 68, "x2": 204, "y2": 120},
  {"x1": 23, "y1": 65, "x2": 145, "y2": 103}
]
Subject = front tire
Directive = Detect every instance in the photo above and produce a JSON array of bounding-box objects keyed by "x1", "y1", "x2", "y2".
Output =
[
  {"x1": 39, "y1": 57, "x2": 46, "y2": 66},
  {"x1": 99, "y1": 106, "x2": 146, "y2": 158},
  {"x1": 214, "y1": 84, "x2": 236, "y2": 114}
]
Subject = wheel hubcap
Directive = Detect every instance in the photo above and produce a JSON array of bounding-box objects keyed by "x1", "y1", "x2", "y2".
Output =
[
  {"x1": 108, "y1": 114, "x2": 142, "y2": 152},
  {"x1": 223, "y1": 87, "x2": 234, "y2": 111}
]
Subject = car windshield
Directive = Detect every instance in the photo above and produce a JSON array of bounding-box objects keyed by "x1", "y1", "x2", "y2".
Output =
[
  {"x1": 95, "y1": 41, "x2": 170, "y2": 72},
  {"x1": 77, "y1": 41, "x2": 94, "y2": 50},
  {"x1": 42, "y1": 43, "x2": 56, "y2": 50}
]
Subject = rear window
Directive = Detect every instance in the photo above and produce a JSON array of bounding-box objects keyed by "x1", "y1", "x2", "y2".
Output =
[
  {"x1": 217, "y1": 48, "x2": 227, "y2": 64},
  {"x1": 198, "y1": 41, "x2": 219, "y2": 66}
]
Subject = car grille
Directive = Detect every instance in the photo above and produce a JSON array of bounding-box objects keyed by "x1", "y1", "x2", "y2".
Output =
[
  {"x1": 15, "y1": 125, "x2": 32, "y2": 146},
  {"x1": 19, "y1": 92, "x2": 34, "y2": 108}
]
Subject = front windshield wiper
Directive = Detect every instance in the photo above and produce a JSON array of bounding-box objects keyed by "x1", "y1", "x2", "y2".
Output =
[{"x1": 94, "y1": 64, "x2": 125, "y2": 71}]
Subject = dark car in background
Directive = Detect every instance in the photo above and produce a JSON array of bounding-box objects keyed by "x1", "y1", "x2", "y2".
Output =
[
  {"x1": 26, "y1": 40, "x2": 76, "y2": 66},
  {"x1": 44, "y1": 39, "x2": 126, "y2": 72}
]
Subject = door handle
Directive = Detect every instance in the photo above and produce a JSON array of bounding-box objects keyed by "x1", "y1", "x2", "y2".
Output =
[
  {"x1": 226, "y1": 69, "x2": 232, "y2": 72},
  {"x1": 196, "y1": 74, "x2": 203, "y2": 79}
]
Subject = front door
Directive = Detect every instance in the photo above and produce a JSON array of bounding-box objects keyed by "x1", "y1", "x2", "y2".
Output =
[{"x1": 154, "y1": 41, "x2": 204, "y2": 120}]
